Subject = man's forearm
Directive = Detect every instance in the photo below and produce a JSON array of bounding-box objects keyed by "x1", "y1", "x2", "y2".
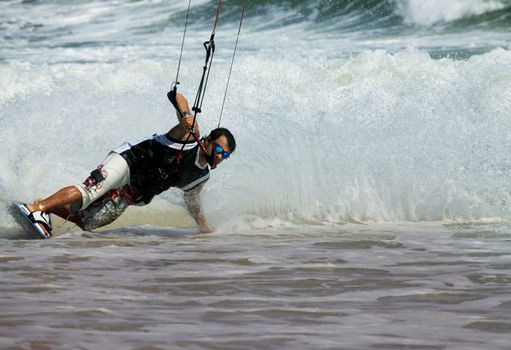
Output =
[
  {"x1": 188, "y1": 205, "x2": 213, "y2": 233},
  {"x1": 191, "y1": 209, "x2": 211, "y2": 232},
  {"x1": 184, "y1": 188, "x2": 213, "y2": 233},
  {"x1": 175, "y1": 93, "x2": 191, "y2": 118}
]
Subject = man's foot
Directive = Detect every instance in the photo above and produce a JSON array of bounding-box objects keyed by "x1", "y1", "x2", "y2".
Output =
[
  {"x1": 19, "y1": 204, "x2": 53, "y2": 239},
  {"x1": 26, "y1": 202, "x2": 40, "y2": 212}
]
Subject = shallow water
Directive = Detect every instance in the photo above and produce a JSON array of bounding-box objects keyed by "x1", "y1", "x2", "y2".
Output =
[{"x1": 1, "y1": 223, "x2": 510, "y2": 349}]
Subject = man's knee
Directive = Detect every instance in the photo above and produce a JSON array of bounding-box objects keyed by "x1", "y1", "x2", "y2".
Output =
[{"x1": 72, "y1": 189, "x2": 132, "y2": 231}]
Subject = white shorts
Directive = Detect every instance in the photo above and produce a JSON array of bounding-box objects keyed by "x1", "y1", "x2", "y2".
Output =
[{"x1": 75, "y1": 152, "x2": 131, "y2": 211}]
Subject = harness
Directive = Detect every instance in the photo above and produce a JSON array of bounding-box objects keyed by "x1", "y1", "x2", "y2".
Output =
[{"x1": 119, "y1": 138, "x2": 209, "y2": 204}]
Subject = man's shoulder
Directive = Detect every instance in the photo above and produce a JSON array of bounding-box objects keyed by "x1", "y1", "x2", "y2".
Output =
[{"x1": 154, "y1": 133, "x2": 198, "y2": 151}]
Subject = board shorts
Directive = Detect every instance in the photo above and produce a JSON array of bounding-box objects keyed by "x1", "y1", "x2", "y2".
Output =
[{"x1": 73, "y1": 152, "x2": 139, "y2": 231}]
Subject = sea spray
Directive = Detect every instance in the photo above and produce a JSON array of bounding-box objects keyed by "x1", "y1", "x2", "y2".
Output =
[
  {"x1": 210, "y1": 49, "x2": 511, "y2": 225},
  {"x1": 1, "y1": 0, "x2": 510, "y2": 231}
]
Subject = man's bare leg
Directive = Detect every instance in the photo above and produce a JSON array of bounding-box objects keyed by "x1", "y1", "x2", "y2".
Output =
[{"x1": 26, "y1": 186, "x2": 83, "y2": 220}]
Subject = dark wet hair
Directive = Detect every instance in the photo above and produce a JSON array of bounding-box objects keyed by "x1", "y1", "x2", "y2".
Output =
[{"x1": 209, "y1": 127, "x2": 236, "y2": 153}]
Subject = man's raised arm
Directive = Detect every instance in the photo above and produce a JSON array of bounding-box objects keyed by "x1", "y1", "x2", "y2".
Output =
[{"x1": 167, "y1": 92, "x2": 200, "y2": 141}]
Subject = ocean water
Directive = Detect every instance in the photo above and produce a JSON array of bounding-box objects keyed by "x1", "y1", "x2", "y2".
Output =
[{"x1": 1, "y1": 0, "x2": 511, "y2": 349}]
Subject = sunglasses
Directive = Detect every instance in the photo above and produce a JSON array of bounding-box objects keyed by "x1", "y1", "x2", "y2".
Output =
[{"x1": 214, "y1": 143, "x2": 230, "y2": 159}]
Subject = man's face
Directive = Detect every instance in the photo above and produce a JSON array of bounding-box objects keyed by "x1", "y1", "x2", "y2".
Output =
[{"x1": 209, "y1": 135, "x2": 231, "y2": 167}]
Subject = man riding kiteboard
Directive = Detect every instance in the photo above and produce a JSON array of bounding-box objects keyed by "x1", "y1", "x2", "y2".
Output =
[
  {"x1": 19, "y1": 91, "x2": 235, "y2": 237},
  {"x1": 15, "y1": 0, "x2": 245, "y2": 238}
]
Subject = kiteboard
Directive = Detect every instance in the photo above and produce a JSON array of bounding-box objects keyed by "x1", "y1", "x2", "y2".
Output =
[{"x1": 10, "y1": 203, "x2": 52, "y2": 239}]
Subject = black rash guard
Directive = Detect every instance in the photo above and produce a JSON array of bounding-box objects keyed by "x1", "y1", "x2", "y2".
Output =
[{"x1": 116, "y1": 134, "x2": 210, "y2": 204}]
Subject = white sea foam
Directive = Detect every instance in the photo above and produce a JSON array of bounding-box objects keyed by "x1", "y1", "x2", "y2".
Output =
[
  {"x1": 11, "y1": 46, "x2": 511, "y2": 230},
  {"x1": 211, "y1": 48, "x2": 511, "y2": 225},
  {"x1": 401, "y1": 0, "x2": 506, "y2": 25},
  {"x1": 2, "y1": 47, "x2": 511, "y2": 229}
]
